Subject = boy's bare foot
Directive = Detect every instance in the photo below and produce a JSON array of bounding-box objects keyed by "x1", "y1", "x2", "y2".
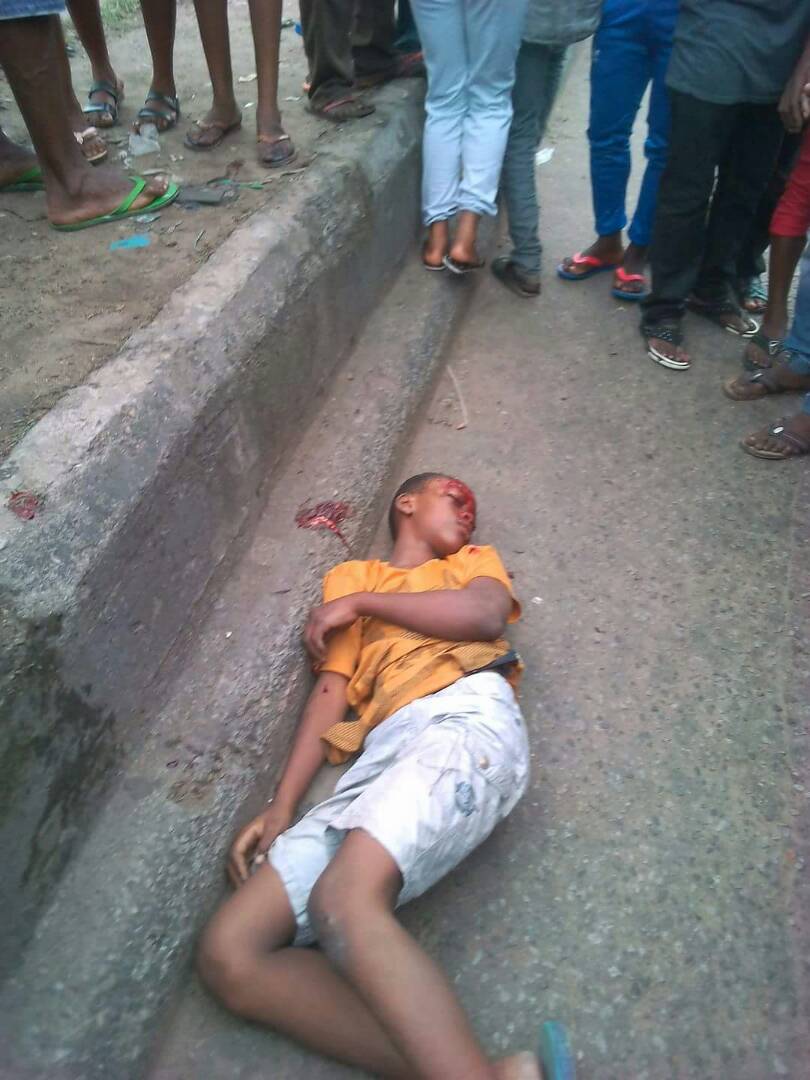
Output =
[
  {"x1": 184, "y1": 101, "x2": 242, "y2": 149},
  {"x1": 559, "y1": 231, "x2": 623, "y2": 278},
  {"x1": 134, "y1": 87, "x2": 180, "y2": 133},
  {"x1": 447, "y1": 209, "x2": 483, "y2": 270},
  {"x1": 743, "y1": 319, "x2": 788, "y2": 369},
  {"x1": 84, "y1": 75, "x2": 124, "y2": 127},
  {"x1": 495, "y1": 1051, "x2": 542, "y2": 1080},
  {"x1": 742, "y1": 412, "x2": 810, "y2": 459},
  {"x1": 612, "y1": 240, "x2": 649, "y2": 298},
  {"x1": 45, "y1": 163, "x2": 171, "y2": 227}
]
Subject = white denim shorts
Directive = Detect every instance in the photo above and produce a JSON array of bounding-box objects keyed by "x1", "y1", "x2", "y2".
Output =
[{"x1": 267, "y1": 671, "x2": 530, "y2": 946}]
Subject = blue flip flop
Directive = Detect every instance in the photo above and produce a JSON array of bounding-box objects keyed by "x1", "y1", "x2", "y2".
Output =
[{"x1": 539, "y1": 1021, "x2": 575, "y2": 1080}]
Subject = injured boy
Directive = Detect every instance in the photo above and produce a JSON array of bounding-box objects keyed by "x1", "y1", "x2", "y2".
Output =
[{"x1": 198, "y1": 473, "x2": 572, "y2": 1080}]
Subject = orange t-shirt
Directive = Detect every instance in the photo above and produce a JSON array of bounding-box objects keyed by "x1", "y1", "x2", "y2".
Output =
[{"x1": 319, "y1": 544, "x2": 522, "y2": 763}]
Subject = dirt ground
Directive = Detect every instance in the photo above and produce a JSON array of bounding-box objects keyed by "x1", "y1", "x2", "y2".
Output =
[{"x1": 0, "y1": 0, "x2": 398, "y2": 460}]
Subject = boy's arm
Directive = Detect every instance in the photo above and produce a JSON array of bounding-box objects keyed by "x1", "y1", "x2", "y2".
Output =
[
  {"x1": 780, "y1": 33, "x2": 810, "y2": 133},
  {"x1": 304, "y1": 578, "x2": 512, "y2": 665},
  {"x1": 227, "y1": 670, "x2": 349, "y2": 886}
]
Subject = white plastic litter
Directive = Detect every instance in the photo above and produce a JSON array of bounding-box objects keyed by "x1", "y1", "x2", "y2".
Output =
[
  {"x1": 129, "y1": 124, "x2": 160, "y2": 156},
  {"x1": 535, "y1": 146, "x2": 555, "y2": 166}
]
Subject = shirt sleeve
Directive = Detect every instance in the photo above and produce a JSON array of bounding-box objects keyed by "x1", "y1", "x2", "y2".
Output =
[
  {"x1": 318, "y1": 560, "x2": 368, "y2": 678},
  {"x1": 461, "y1": 545, "x2": 521, "y2": 623}
]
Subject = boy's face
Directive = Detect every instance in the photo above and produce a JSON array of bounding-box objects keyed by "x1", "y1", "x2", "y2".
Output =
[{"x1": 406, "y1": 477, "x2": 477, "y2": 556}]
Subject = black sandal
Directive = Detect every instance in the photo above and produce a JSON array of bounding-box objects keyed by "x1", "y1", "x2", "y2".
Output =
[
  {"x1": 135, "y1": 89, "x2": 180, "y2": 133},
  {"x1": 742, "y1": 327, "x2": 786, "y2": 371},
  {"x1": 641, "y1": 320, "x2": 690, "y2": 371},
  {"x1": 83, "y1": 79, "x2": 121, "y2": 127},
  {"x1": 687, "y1": 295, "x2": 758, "y2": 337}
]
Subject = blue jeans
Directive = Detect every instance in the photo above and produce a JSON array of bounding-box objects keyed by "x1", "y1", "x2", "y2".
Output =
[
  {"x1": 500, "y1": 42, "x2": 567, "y2": 275},
  {"x1": 411, "y1": 0, "x2": 528, "y2": 224},
  {"x1": 589, "y1": 0, "x2": 678, "y2": 246},
  {"x1": 785, "y1": 249, "x2": 810, "y2": 416}
]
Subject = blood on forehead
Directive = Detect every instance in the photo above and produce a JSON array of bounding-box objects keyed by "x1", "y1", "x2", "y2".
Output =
[{"x1": 441, "y1": 478, "x2": 477, "y2": 520}]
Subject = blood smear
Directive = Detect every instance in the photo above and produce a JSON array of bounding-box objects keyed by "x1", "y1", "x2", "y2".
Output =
[
  {"x1": 295, "y1": 500, "x2": 353, "y2": 551},
  {"x1": 8, "y1": 491, "x2": 41, "y2": 520}
]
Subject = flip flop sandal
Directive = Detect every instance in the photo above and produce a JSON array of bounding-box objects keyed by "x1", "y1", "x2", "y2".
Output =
[
  {"x1": 742, "y1": 328, "x2": 786, "y2": 371},
  {"x1": 83, "y1": 79, "x2": 122, "y2": 127},
  {"x1": 687, "y1": 296, "x2": 759, "y2": 337},
  {"x1": 0, "y1": 164, "x2": 44, "y2": 192},
  {"x1": 642, "y1": 321, "x2": 690, "y2": 370},
  {"x1": 135, "y1": 90, "x2": 181, "y2": 133},
  {"x1": 742, "y1": 417, "x2": 810, "y2": 459},
  {"x1": 723, "y1": 364, "x2": 803, "y2": 401},
  {"x1": 443, "y1": 254, "x2": 485, "y2": 275},
  {"x1": 539, "y1": 1021, "x2": 575, "y2": 1080},
  {"x1": 51, "y1": 176, "x2": 179, "y2": 232},
  {"x1": 611, "y1": 266, "x2": 649, "y2": 301},
  {"x1": 184, "y1": 117, "x2": 242, "y2": 151},
  {"x1": 257, "y1": 133, "x2": 296, "y2": 168},
  {"x1": 422, "y1": 257, "x2": 445, "y2": 272},
  {"x1": 557, "y1": 251, "x2": 621, "y2": 281},
  {"x1": 307, "y1": 96, "x2": 375, "y2": 121},
  {"x1": 74, "y1": 126, "x2": 108, "y2": 164}
]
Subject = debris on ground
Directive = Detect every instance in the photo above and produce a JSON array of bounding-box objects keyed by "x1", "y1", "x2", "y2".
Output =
[
  {"x1": 129, "y1": 124, "x2": 161, "y2": 157},
  {"x1": 109, "y1": 234, "x2": 151, "y2": 251},
  {"x1": 7, "y1": 491, "x2": 41, "y2": 520}
]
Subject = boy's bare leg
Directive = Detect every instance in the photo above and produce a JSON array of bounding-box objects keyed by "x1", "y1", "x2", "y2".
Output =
[
  {"x1": 65, "y1": 0, "x2": 122, "y2": 124},
  {"x1": 136, "y1": 0, "x2": 179, "y2": 131},
  {"x1": 53, "y1": 17, "x2": 108, "y2": 159},
  {"x1": 744, "y1": 234, "x2": 806, "y2": 367},
  {"x1": 199, "y1": 844, "x2": 540, "y2": 1079},
  {"x1": 0, "y1": 16, "x2": 169, "y2": 225},
  {"x1": 309, "y1": 829, "x2": 497, "y2": 1079},
  {"x1": 187, "y1": 0, "x2": 242, "y2": 146},
  {"x1": 247, "y1": 0, "x2": 294, "y2": 163}
]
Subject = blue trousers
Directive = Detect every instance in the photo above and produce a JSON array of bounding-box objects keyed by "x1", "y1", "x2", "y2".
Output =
[
  {"x1": 589, "y1": 0, "x2": 678, "y2": 246},
  {"x1": 785, "y1": 248, "x2": 810, "y2": 417},
  {"x1": 411, "y1": 0, "x2": 527, "y2": 224},
  {"x1": 500, "y1": 42, "x2": 567, "y2": 275}
]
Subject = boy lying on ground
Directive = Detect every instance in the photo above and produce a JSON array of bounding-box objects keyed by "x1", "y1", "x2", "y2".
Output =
[{"x1": 198, "y1": 472, "x2": 569, "y2": 1079}]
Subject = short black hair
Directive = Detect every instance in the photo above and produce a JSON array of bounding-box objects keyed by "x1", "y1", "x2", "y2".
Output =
[{"x1": 388, "y1": 472, "x2": 446, "y2": 539}]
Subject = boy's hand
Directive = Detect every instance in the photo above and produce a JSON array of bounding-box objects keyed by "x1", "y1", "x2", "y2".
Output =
[
  {"x1": 227, "y1": 802, "x2": 293, "y2": 888},
  {"x1": 304, "y1": 594, "x2": 362, "y2": 664},
  {"x1": 780, "y1": 61, "x2": 810, "y2": 132}
]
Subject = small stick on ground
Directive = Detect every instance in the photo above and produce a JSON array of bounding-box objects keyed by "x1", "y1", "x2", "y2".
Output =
[{"x1": 447, "y1": 364, "x2": 468, "y2": 430}]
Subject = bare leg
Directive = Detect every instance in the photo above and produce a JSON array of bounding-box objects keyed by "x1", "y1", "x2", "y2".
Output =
[
  {"x1": 744, "y1": 234, "x2": 807, "y2": 366},
  {"x1": 559, "y1": 230, "x2": 624, "y2": 276},
  {"x1": 248, "y1": 0, "x2": 294, "y2": 163},
  {"x1": 423, "y1": 219, "x2": 449, "y2": 268},
  {"x1": 135, "y1": 0, "x2": 179, "y2": 131},
  {"x1": 0, "y1": 16, "x2": 169, "y2": 226},
  {"x1": 187, "y1": 0, "x2": 242, "y2": 146},
  {"x1": 448, "y1": 210, "x2": 482, "y2": 268},
  {"x1": 53, "y1": 16, "x2": 108, "y2": 160},
  {"x1": 65, "y1": 0, "x2": 122, "y2": 126},
  {"x1": 199, "y1": 846, "x2": 540, "y2": 1079}
]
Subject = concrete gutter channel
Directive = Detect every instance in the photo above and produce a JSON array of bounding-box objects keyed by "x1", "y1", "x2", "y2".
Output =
[{"x1": 0, "y1": 83, "x2": 478, "y2": 1078}]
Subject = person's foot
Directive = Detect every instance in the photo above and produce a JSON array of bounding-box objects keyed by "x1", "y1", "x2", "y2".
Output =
[
  {"x1": 742, "y1": 412, "x2": 810, "y2": 459},
  {"x1": 643, "y1": 322, "x2": 691, "y2": 370},
  {"x1": 723, "y1": 358, "x2": 810, "y2": 400},
  {"x1": 0, "y1": 132, "x2": 38, "y2": 186},
  {"x1": 447, "y1": 209, "x2": 483, "y2": 270},
  {"x1": 743, "y1": 319, "x2": 788, "y2": 369},
  {"x1": 184, "y1": 101, "x2": 242, "y2": 149},
  {"x1": 423, "y1": 220, "x2": 449, "y2": 269},
  {"x1": 355, "y1": 51, "x2": 426, "y2": 89},
  {"x1": 494, "y1": 1052, "x2": 542, "y2": 1080},
  {"x1": 85, "y1": 74, "x2": 124, "y2": 128},
  {"x1": 687, "y1": 294, "x2": 758, "y2": 336},
  {"x1": 45, "y1": 163, "x2": 171, "y2": 228},
  {"x1": 309, "y1": 95, "x2": 375, "y2": 121},
  {"x1": 492, "y1": 256, "x2": 540, "y2": 298},
  {"x1": 738, "y1": 274, "x2": 768, "y2": 315},
  {"x1": 612, "y1": 240, "x2": 649, "y2": 298},
  {"x1": 559, "y1": 232, "x2": 623, "y2": 278},
  {"x1": 256, "y1": 108, "x2": 295, "y2": 167},
  {"x1": 67, "y1": 99, "x2": 108, "y2": 163},
  {"x1": 134, "y1": 87, "x2": 180, "y2": 133}
]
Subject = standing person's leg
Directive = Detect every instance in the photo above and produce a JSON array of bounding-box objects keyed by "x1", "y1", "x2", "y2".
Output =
[
  {"x1": 741, "y1": 248, "x2": 810, "y2": 459},
  {"x1": 185, "y1": 0, "x2": 242, "y2": 150},
  {"x1": 742, "y1": 127, "x2": 810, "y2": 368},
  {"x1": 249, "y1": 0, "x2": 295, "y2": 166},
  {"x1": 616, "y1": 0, "x2": 677, "y2": 298},
  {"x1": 448, "y1": 0, "x2": 527, "y2": 271},
  {"x1": 0, "y1": 125, "x2": 39, "y2": 188},
  {"x1": 410, "y1": 0, "x2": 467, "y2": 268},
  {"x1": 65, "y1": 0, "x2": 123, "y2": 127},
  {"x1": 558, "y1": 0, "x2": 652, "y2": 284},
  {"x1": 495, "y1": 41, "x2": 566, "y2": 297},
  {"x1": 134, "y1": 0, "x2": 180, "y2": 133},
  {"x1": 300, "y1": 0, "x2": 373, "y2": 119},
  {"x1": 354, "y1": 0, "x2": 424, "y2": 87},
  {"x1": 690, "y1": 103, "x2": 785, "y2": 332},
  {"x1": 54, "y1": 13, "x2": 108, "y2": 162},
  {"x1": 395, "y1": 0, "x2": 421, "y2": 56},
  {"x1": 0, "y1": 15, "x2": 171, "y2": 227},
  {"x1": 640, "y1": 91, "x2": 731, "y2": 369},
  {"x1": 735, "y1": 132, "x2": 801, "y2": 314}
]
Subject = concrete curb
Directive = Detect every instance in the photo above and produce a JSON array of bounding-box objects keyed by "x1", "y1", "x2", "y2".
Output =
[
  {"x1": 0, "y1": 84, "x2": 422, "y2": 973},
  {"x1": 0, "y1": 83, "x2": 487, "y2": 1078}
]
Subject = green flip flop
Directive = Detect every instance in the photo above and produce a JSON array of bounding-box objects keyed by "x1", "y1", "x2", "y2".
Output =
[
  {"x1": 51, "y1": 176, "x2": 179, "y2": 232},
  {"x1": 539, "y1": 1021, "x2": 575, "y2": 1080},
  {"x1": 0, "y1": 165, "x2": 44, "y2": 192}
]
